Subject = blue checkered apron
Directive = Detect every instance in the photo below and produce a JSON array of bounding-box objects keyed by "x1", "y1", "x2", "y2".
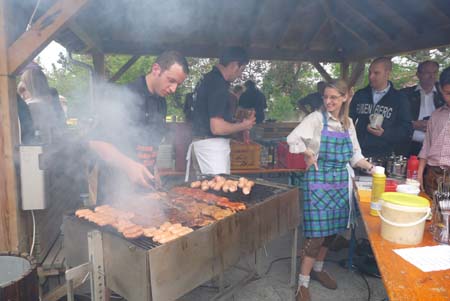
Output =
[{"x1": 302, "y1": 112, "x2": 353, "y2": 238}]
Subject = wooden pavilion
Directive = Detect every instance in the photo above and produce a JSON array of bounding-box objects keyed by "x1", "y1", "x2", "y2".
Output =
[{"x1": 1, "y1": 0, "x2": 450, "y2": 257}]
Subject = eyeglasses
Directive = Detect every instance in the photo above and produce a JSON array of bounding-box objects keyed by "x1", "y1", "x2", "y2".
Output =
[{"x1": 322, "y1": 95, "x2": 342, "y2": 101}]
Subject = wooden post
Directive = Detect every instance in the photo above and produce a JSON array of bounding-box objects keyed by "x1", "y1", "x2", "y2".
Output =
[
  {"x1": 340, "y1": 62, "x2": 349, "y2": 82},
  {"x1": 0, "y1": 0, "x2": 24, "y2": 252},
  {"x1": 348, "y1": 61, "x2": 365, "y2": 88},
  {"x1": 92, "y1": 51, "x2": 105, "y2": 80}
]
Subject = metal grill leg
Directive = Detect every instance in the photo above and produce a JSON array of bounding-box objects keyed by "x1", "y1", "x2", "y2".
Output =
[
  {"x1": 290, "y1": 227, "x2": 298, "y2": 287},
  {"x1": 88, "y1": 230, "x2": 107, "y2": 301}
]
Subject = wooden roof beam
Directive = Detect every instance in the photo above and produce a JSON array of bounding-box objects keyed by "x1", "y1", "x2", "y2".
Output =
[
  {"x1": 377, "y1": 0, "x2": 418, "y2": 38},
  {"x1": 68, "y1": 21, "x2": 103, "y2": 53},
  {"x1": 312, "y1": 61, "x2": 333, "y2": 82},
  {"x1": 320, "y1": 0, "x2": 369, "y2": 49},
  {"x1": 427, "y1": 0, "x2": 450, "y2": 25},
  {"x1": 109, "y1": 55, "x2": 141, "y2": 83},
  {"x1": 301, "y1": 17, "x2": 329, "y2": 51},
  {"x1": 269, "y1": 0, "x2": 302, "y2": 48},
  {"x1": 340, "y1": 0, "x2": 393, "y2": 44},
  {"x1": 7, "y1": 0, "x2": 90, "y2": 75}
]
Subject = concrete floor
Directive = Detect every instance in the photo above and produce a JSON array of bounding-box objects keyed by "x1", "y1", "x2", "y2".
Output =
[{"x1": 181, "y1": 225, "x2": 388, "y2": 301}]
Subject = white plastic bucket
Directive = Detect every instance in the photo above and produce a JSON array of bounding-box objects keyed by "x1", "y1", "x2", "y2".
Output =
[{"x1": 379, "y1": 200, "x2": 430, "y2": 245}]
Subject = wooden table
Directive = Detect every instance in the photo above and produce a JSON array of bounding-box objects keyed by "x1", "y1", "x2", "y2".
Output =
[{"x1": 357, "y1": 192, "x2": 450, "y2": 301}]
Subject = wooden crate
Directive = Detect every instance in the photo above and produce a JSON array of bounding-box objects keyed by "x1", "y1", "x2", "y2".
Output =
[{"x1": 230, "y1": 140, "x2": 261, "y2": 170}]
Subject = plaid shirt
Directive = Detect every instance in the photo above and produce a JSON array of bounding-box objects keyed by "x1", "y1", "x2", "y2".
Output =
[{"x1": 419, "y1": 104, "x2": 450, "y2": 167}]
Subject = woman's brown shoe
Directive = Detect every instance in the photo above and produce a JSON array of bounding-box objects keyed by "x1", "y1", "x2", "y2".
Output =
[
  {"x1": 296, "y1": 285, "x2": 311, "y2": 301},
  {"x1": 310, "y1": 270, "x2": 337, "y2": 289}
]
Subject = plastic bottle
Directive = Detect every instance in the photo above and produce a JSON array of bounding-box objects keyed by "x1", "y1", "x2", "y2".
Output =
[
  {"x1": 407, "y1": 155, "x2": 419, "y2": 180},
  {"x1": 370, "y1": 166, "x2": 386, "y2": 216}
]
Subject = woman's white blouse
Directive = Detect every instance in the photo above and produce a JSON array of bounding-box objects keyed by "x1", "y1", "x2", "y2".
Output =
[{"x1": 286, "y1": 110, "x2": 364, "y2": 167}]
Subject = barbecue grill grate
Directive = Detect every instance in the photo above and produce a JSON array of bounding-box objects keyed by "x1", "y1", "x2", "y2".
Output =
[
  {"x1": 68, "y1": 181, "x2": 289, "y2": 250},
  {"x1": 66, "y1": 214, "x2": 160, "y2": 250}
]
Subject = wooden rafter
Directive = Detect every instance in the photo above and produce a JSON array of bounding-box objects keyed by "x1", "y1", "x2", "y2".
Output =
[
  {"x1": 312, "y1": 61, "x2": 333, "y2": 82},
  {"x1": 7, "y1": 0, "x2": 90, "y2": 75},
  {"x1": 109, "y1": 55, "x2": 141, "y2": 83},
  {"x1": 243, "y1": 0, "x2": 267, "y2": 47},
  {"x1": 270, "y1": 0, "x2": 301, "y2": 48},
  {"x1": 429, "y1": 0, "x2": 450, "y2": 20},
  {"x1": 69, "y1": 20, "x2": 103, "y2": 53},
  {"x1": 377, "y1": 0, "x2": 418, "y2": 38},
  {"x1": 340, "y1": 0, "x2": 393, "y2": 44},
  {"x1": 301, "y1": 17, "x2": 329, "y2": 51},
  {"x1": 426, "y1": 0, "x2": 450, "y2": 25},
  {"x1": 320, "y1": 0, "x2": 369, "y2": 49}
]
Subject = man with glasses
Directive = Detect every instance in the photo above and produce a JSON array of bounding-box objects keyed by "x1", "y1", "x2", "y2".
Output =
[
  {"x1": 400, "y1": 60, "x2": 445, "y2": 156},
  {"x1": 185, "y1": 47, "x2": 255, "y2": 180}
]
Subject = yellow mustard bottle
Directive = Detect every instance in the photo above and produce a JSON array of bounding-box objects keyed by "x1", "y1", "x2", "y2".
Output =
[{"x1": 370, "y1": 166, "x2": 386, "y2": 216}]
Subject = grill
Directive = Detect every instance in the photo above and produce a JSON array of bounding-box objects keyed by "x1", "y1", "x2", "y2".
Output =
[{"x1": 63, "y1": 178, "x2": 300, "y2": 301}]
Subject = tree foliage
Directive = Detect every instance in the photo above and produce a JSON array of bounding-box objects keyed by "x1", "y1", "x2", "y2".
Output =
[{"x1": 44, "y1": 46, "x2": 450, "y2": 121}]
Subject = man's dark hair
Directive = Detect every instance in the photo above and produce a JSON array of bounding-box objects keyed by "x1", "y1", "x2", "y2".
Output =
[
  {"x1": 219, "y1": 47, "x2": 249, "y2": 67},
  {"x1": 155, "y1": 50, "x2": 189, "y2": 74},
  {"x1": 418, "y1": 60, "x2": 439, "y2": 73},
  {"x1": 439, "y1": 66, "x2": 450, "y2": 87}
]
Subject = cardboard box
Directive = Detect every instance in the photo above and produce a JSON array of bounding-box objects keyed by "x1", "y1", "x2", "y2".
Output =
[{"x1": 230, "y1": 140, "x2": 261, "y2": 170}]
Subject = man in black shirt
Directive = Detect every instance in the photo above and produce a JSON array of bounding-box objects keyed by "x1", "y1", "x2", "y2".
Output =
[
  {"x1": 187, "y1": 47, "x2": 255, "y2": 179},
  {"x1": 90, "y1": 50, "x2": 189, "y2": 202}
]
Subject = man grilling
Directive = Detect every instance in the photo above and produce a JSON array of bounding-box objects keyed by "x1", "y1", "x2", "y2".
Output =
[
  {"x1": 185, "y1": 47, "x2": 255, "y2": 180},
  {"x1": 90, "y1": 50, "x2": 189, "y2": 203}
]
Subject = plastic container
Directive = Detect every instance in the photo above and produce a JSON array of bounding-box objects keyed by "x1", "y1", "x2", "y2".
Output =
[
  {"x1": 396, "y1": 184, "x2": 420, "y2": 195},
  {"x1": 277, "y1": 141, "x2": 306, "y2": 169},
  {"x1": 407, "y1": 155, "x2": 419, "y2": 180},
  {"x1": 370, "y1": 166, "x2": 386, "y2": 216},
  {"x1": 384, "y1": 179, "x2": 398, "y2": 192},
  {"x1": 378, "y1": 192, "x2": 430, "y2": 245}
]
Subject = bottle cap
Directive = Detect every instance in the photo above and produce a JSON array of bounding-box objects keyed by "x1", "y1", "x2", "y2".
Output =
[{"x1": 374, "y1": 166, "x2": 385, "y2": 174}]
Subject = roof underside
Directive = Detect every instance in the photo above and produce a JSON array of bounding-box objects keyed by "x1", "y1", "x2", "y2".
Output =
[{"x1": 12, "y1": 0, "x2": 450, "y2": 62}]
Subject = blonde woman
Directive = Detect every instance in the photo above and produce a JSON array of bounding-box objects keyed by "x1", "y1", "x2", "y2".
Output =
[{"x1": 287, "y1": 80, "x2": 374, "y2": 301}]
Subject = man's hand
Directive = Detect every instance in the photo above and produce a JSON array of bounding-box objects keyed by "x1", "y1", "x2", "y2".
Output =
[
  {"x1": 304, "y1": 150, "x2": 318, "y2": 171},
  {"x1": 367, "y1": 124, "x2": 384, "y2": 137},
  {"x1": 241, "y1": 116, "x2": 256, "y2": 131},
  {"x1": 412, "y1": 120, "x2": 428, "y2": 132},
  {"x1": 123, "y1": 160, "x2": 155, "y2": 188}
]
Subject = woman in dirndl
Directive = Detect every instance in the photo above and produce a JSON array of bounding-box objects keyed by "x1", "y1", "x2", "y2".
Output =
[{"x1": 287, "y1": 80, "x2": 374, "y2": 301}]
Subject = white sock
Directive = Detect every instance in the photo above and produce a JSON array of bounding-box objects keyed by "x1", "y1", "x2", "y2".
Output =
[
  {"x1": 298, "y1": 274, "x2": 310, "y2": 288},
  {"x1": 313, "y1": 260, "x2": 324, "y2": 272}
]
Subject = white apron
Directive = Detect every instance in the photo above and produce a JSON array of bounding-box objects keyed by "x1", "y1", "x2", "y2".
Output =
[{"x1": 185, "y1": 138, "x2": 230, "y2": 182}]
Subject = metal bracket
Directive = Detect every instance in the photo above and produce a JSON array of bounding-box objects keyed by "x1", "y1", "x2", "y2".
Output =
[
  {"x1": 88, "y1": 230, "x2": 106, "y2": 301},
  {"x1": 65, "y1": 230, "x2": 106, "y2": 301}
]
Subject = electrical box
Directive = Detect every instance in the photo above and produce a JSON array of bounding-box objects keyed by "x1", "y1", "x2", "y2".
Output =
[{"x1": 20, "y1": 145, "x2": 48, "y2": 210}]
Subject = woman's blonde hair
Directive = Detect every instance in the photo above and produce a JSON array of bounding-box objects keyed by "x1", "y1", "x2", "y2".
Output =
[
  {"x1": 322, "y1": 79, "x2": 351, "y2": 130},
  {"x1": 20, "y1": 68, "x2": 51, "y2": 100}
]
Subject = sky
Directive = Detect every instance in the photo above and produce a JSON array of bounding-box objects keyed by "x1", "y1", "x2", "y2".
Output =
[{"x1": 37, "y1": 41, "x2": 66, "y2": 71}]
